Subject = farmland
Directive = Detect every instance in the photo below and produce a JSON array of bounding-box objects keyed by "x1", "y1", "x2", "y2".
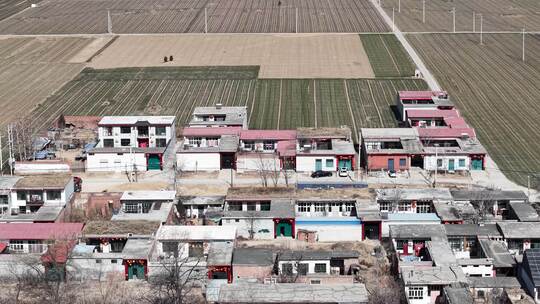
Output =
[
  {"x1": 382, "y1": 0, "x2": 540, "y2": 32},
  {"x1": 360, "y1": 34, "x2": 415, "y2": 77},
  {"x1": 0, "y1": 0, "x2": 40, "y2": 21},
  {"x1": 0, "y1": 0, "x2": 388, "y2": 34},
  {"x1": 30, "y1": 66, "x2": 427, "y2": 142},
  {"x1": 407, "y1": 33, "x2": 540, "y2": 185}
]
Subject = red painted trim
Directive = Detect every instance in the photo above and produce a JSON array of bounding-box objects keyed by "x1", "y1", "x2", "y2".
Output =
[{"x1": 124, "y1": 263, "x2": 128, "y2": 281}]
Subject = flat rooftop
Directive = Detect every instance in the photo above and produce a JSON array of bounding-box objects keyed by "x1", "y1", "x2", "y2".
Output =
[
  {"x1": 233, "y1": 248, "x2": 274, "y2": 266},
  {"x1": 223, "y1": 199, "x2": 295, "y2": 218},
  {"x1": 444, "y1": 224, "x2": 500, "y2": 238},
  {"x1": 467, "y1": 276, "x2": 521, "y2": 289},
  {"x1": 218, "y1": 283, "x2": 368, "y2": 303},
  {"x1": 156, "y1": 225, "x2": 236, "y2": 241},
  {"x1": 111, "y1": 201, "x2": 174, "y2": 222},
  {"x1": 297, "y1": 127, "x2": 352, "y2": 139},
  {"x1": 0, "y1": 205, "x2": 65, "y2": 222},
  {"x1": 426, "y1": 241, "x2": 456, "y2": 267},
  {"x1": 207, "y1": 241, "x2": 234, "y2": 266},
  {"x1": 121, "y1": 191, "x2": 176, "y2": 201},
  {"x1": 497, "y1": 222, "x2": 540, "y2": 239},
  {"x1": 121, "y1": 238, "x2": 153, "y2": 260},
  {"x1": 478, "y1": 239, "x2": 515, "y2": 268},
  {"x1": 99, "y1": 116, "x2": 175, "y2": 125},
  {"x1": 14, "y1": 174, "x2": 71, "y2": 190},
  {"x1": 509, "y1": 202, "x2": 540, "y2": 222},
  {"x1": 82, "y1": 220, "x2": 161, "y2": 237},
  {"x1": 451, "y1": 189, "x2": 528, "y2": 201},
  {"x1": 432, "y1": 201, "x2": 477, "y2": 222},
  {"x1": 401, "y1": 266, "x2": 467, "y2": 286},
  {"x1": 179, "y1": 196, "x2": 225, "y2": 206},
  {"x1": 89, "y1": 146, "x2": 166, "y2": 154},
  {"x1": 377, "y1": 188, "x2": 452, "y2": 201},
  {"x1": 360, "y1": 127, "x2": 418, "y2": 139},
  {"x1": 279, "y1": 250, "x2": 359, "y2": 261},
  {"x1": 390, "y1": 224, "x2": 446, "y2": 240},
  {"x1": 0, "y1": 176, "x2": 22, "y2": 191}
]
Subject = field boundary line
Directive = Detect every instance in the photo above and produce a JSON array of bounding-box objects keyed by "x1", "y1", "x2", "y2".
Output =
[
  {"x1": 313, "y1": 80, "x2": 318, "y2": 128},
  {"x1": 276, "y1": 79, "x2": 282, "y2": 130},
  {"x1": 343, "y1": 80, "x2": 358, "y2": 141}
]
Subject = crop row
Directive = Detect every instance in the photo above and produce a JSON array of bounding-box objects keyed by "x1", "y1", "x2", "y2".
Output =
[
  {"x1": 408, "y1": 33, "x2": 540, "y2": 186},
  {"x1": 0, "y1": 0, "x2": 388, "y2": 34},
  {"x1": 360, "y1": 34, "x2": 416, "y2": 77}
]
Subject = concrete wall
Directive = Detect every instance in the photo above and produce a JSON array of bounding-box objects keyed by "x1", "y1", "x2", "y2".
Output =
[
  {"x1": 278, "y1": 260, "x2": 331, "y2": 275},
  {"x1": 68, "y1": 257, "x2": 124, "y2": 281},
  {"x1": 295, "y1": 223, "x2": 362, "y2": 242},
  {"x1": 296, "y1": 156, "x2": 336, "y2": 172},
  {"x1": 382, "y1": 220, "x2": 440, "y2": 238},
  {"x1": 460, "y1": 264, "x2": 493, "y2": 277},
  {"x1": 233, "y1": 265, "x2": 273, "y2": 282},
  {"x1": 222, "y1": 218, "x2": 274, "y2": 240},
  {"x1": 423, "y1": 155, "x2": 470, "y2": 171},
  {"x1": 366, "y1": 154, "x2": 409, "y2": 171},
  {"x1": 97, "y1": 125, "x2": 173, "y2": 148},
  {"x1": 177, "y1": 153, "x2": 220, "y2": 171},
  {"x1": 296, "y1": 275, "x2": 355, "y2": 284},
  {"x1": 10, "y1": 178, "x2": 73, "y2": 211},
  {"x1": 87, "y1": 152, "x2": 147, "y2": 172},
  {"x1": 404, "y1": 286, "x2": 430, "y2": 304},
  {"x1": 236, "y1": 154, "x2": 279, "y2": 172}
]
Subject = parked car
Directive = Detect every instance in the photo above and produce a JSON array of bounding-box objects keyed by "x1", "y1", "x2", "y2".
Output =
[
  {"x1": 338, "y1": 167, "x2": 349, "y2": 177},
  {"x1": 311, "y1": 170, "x2": 333, "y2": 178},
  {"x1": 388, "y1": 170, "x2": 397, "y2": 178}
]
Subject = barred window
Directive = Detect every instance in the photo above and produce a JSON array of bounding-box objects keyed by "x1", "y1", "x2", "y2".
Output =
[
  {"x1": 297, "y1": 203, "x2": 311, "y2": 213},
  {"x1": 408, "y1": 287, "x2": 423, "y2": 299}
]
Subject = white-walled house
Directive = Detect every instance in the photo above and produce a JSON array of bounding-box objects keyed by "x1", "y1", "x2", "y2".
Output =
[
  {"x1": 401, "y1": 266, "x2": 467, "y2": 304},
  {"x1": 188, "y1": 106, "x2": 247, "y2": 129},
  {"x1": 87, "y1": 116, "x2": 175, "y2": 172}
]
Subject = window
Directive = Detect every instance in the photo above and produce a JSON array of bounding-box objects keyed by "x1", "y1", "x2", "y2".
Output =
[
  {"x1": 314, "y1": 203, "x2": 326, "y2": 213},
  {"x1": 17, "y1": 192, "x2": 26, "y2": 201},
  {"x1": 297, "y1": 202, "x2": 310, "y2": 213},
  {"x1": 206, "y1": 137, "x2": 219, "y2": 147},
  {"x1": 459, "y1": 159, "x2": 466, "y2": 167},
  {"x1": 95, "y1": 259, "x2": 102, "y2": 264},
  {"x1": 260, "y1": 202, "x2": 271, "y2": 211},
  {"x1": 9, "y1": 240, "x2": 24, "y2": 252},
  {"x1": 46, "y1": 191, "x2": 61, "y2": 201},
  {"x1": 281, "y1": 263, "x2": 293, "y2": 275},
  {"x1": 104, "y1": 126, "x2": 113, "y2": 136},
  {"x1": 155, "y1": 126, "x2": 166, "y2": 136},
  {"x1": 100, "y1": 159, "x2": 108, "y2": 164},
  {"x1": 379, "y1": 201, "x2": 390, "y2": 212},
  {"x1": 416, "y1": 202, "x2": 431, "y2": 213},
  {"x1": 477, "y1": 290, "x2": 485, "y2": 299},
  {"x1": 399, "y1": 158, "x2": 406, "y2": 167},
  {"x1": 408, "y1": 287, "x2": 423, "y2": 299},
  {"x1": 103, "y1": 139, "x2": 114, "y2": 147},
  {"x1": 398, "y1": 202, "x2": 410, "y2": 212},
  {"x1": 162, "y1": 242, "x2": 179, "y2": 256},
  {"x1": 188, "y1": 137, "x2": 202, "y2": 147},
  {"x1": 120, "y1": 139, "x2": 131, "y2": 146},
  {"x1": 330, "y1": 203, "x2": 343, "y2": 212},
  {"x1": 297, "y1": 263, "x2": 309, "y2": 275},
  {"x1": 448, "y1": 238, "x2": 462, "y2": 251},
  {"x1": 396, "y1": 239, "x2": 406, "y2": 251},
  {"x1": 123, "y1": 202, "x2": 152, "y2": 214},
  {"x1": 345, "y1": 202, "x2": 355, "y2": 212},
  {"x1": 263, "y1": 141, "x2": 274, "y2": 151},
  {"x1": 325, "y1": 159, "x2": 334, "y2": 168},
  {"x1": 111, "y1": 259, "x2": 117, "y2": 264},
  {"x1": 235, "y1": 219, "x2": 240, "y2": 222},
  {"x1": 243, "y1": 141, "x2": 255, "y2": 150},
  {"x1": 436, "y1": 159, "x2": 443, "y2": 168},
  {"x1": 247, "y1": 204, "x2": 256, "y2": 211},
  {"x1": 189, "y1": 242, "x2": 204, "y2": 257},
  {"x1": 120, "y1": 127, "x2": 131, "y2": 134},
  {"x1": 310, "y1": 280, "x2": 321, "y2": 284},
  {"x1": 228, "y1": 202, "x2": 243, "y2": 211},
  {"x1": 314, "y1": 263, "x2": 326, "y2": 273},
  {"x1": 0, "y1": 195, "x2": 8, "y2": 204},
  {"x1": 156, "y1": 138, "x2": 167, "y2": 147}
]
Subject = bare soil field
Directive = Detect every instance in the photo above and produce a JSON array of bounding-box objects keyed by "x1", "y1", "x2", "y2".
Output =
[
  {"x1": 0, "y1": 0, "x2": 40, "y2": 21},
  {"x1": 0, "y1": 0, "x2": 388, "y2": 34},
  {"x1": 382, "y1": 0, "x2": 540, "y2": 32},
  {"x1": 89, "y1": 34, "x2": 374, "y2": 79},
  {"x1": 0, "y1": 37, "x2": 97, "y2": 128},
  {"x1": 407, "y1": 33, "x2": 540, "y2": 186}
]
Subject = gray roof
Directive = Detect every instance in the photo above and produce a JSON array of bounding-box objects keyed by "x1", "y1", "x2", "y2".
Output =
[
  {"x1": 377, "y1": 188, "x2": 452, "y2": 201},
  {"x1": 223, "y1": 200, "x2": 295, "y2": 218},
  {"x1": 180, "y1": 196, "x2": 225, "y2": 206},
  {"x1": 497, "y1": 222, "x2": 540, "y2": 239},
  {"x1": 401, "y1": 266, "x2": 467, "y2": 286},
  {"x1": 478, "y1": 239, "x2": 515, "y2": 268},
  {"x1": 444, "y1": 287, "x2": 473, "y2": 304},
  {"x1": 509, "y1": 202, "x2": 540, "y2": 222},
  {"x1": 451, "y1": 189, "x2": 528, "y2": 201},
  {"x1": 207, "y1": 241, "x2": 234, "y2": 266},
  {"x1": 389, "y1": 224, "x2": 446, "y2": 241},
  {"x1": 426, "y1": 241, "x2": 456, "y2": 267},
  {"x1": 191, "y1": 106, "x2": 246, "y2": 126},
  {"x1": 296, "y1": 139, "x2": 355, "y2": 156},
  {"x1": 121, "y1": 238, "x2": 153, "y2": 260},
  {"x1": 111, "y1": 201, "x2": 174, "y2": 223},
  {"x1": 467, "y1": 276, "x2": 521, "y2": 288},
  {"x1": 279, "y1": 250, "x2": 359, "y2": 261},
  {"x1": 233, "y1": 248, "x2": 274, "y2": 266},
  {"x1": 361, "y1": 128, "x2": 423, "y2": 155},
  {"x1": 422, "y1": 137, "x2": 486, "y2": 155},
  {"x1": 0, "y1": 176, "x2": 22, "y2": 191},
  {"x1": 177, "y1": 135, "x2": 239, "y2": 153},
  {"x1": 432, "y1": 201, "x2": 477, "y2": 222},
  {"x1": 355, "y1": 199, "x2": 381, "y2": 221},
  {"x1": 218, "y1": 283, "x2": 368, "y2": 303},
  {"x1": 457, "y1": 258, "x2": 493, "y2": 266},
  {"x1": 444, "y1": 224, "x2": 501, "y2": 237},
  {"x1": 0, "y1": 205, "x2": 64, "y2": 222}
]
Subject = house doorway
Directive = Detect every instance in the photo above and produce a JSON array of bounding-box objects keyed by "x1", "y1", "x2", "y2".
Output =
[
  {"x1": 275, "y1": 221, "x2": 292, "y2": 238},
  {"x1": 363, "y1": 222, "x2": 380, "y2": 240},
  {"x1": 147, "y1": 154, "x2": 161, "y2": 170}
]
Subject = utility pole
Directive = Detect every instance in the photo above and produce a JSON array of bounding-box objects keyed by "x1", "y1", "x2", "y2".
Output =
[
  {"x1": 7, "y1": 124, "x2": 14, "y2": 176},
  {"x1": 230, "y1": 168, "x2": 234, "y2": 187},
  {"x1": 472, "y1": 11, "x2": 475, "y2": 32},
  {"x1": 522, "y1": 28, "x2": 525, "y2": 62},
  {"x1": 0, "y1": 133, "x2": 3, "y2": 175},
  {"x1": 422, "y1": 0, "x2": 425, "y2": 24},
  {"x1": 392, "y1": 7, "x2": 395, "y2": 31},
  {"x1": 398, "y1": 0, "x2": 401, "y2": 13},
  {"x1": 107, "y1": 10, "x2": 112, "y2": 34},
  {"x1": 295, "y1": 7, "x2": 298, "y2": 33},
  {"x1": 528, "y1": 175, "x2": 531, "y2": 201},
  {"x1": 452, "y1": 7, "x2": 455, "y2": 33},
  {"x1": 433, "y1": 144, "x2": 439, "y2": 188},
  {"x1": 479, "y1": 14, "x2": 483, "y2": 45},
  {"x1": 204, "y1": 8, "x2": 208, "y2": 34}
]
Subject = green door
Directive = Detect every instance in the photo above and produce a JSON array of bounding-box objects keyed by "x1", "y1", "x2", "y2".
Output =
[
  {"x1": 276, "y1": 222, "x2": 292, "y2": 237},
  {"x1": 471, "y1": 159, "x2": 483, "y2": 170},
  {"x1": 448, "y1": 159, "x2": 455, "y2": 171},
  {"x1": 339, "y1": 159, "x2": 352, "y2": 170},
  {"x1": 315, "y1": 159, "x2": 322, "y2": 171},
  {"x1": 128, "y1": 264, "x2": 145, "y2": 280},
  {"x1": 148, "y1": 155, "x2": 161, "y2": 170}
]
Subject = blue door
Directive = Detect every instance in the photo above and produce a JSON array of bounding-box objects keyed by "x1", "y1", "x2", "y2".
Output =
[
  {"x1": 387, "y1": 159, "x2": 395, "y2": 171},
  {"x1": 472, "y1": 159, "x2": 483, "y2": 170},
  {"x1": 315, "y1": 159, "x2": 322, "y2": 171},
  {"x1": 448, "y1": 159, "x2": 455, "y2": 171}
]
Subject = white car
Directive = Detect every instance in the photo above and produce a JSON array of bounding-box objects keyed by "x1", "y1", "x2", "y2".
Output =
[{"x1": 338, "y1": 167, "x2": 349, "y2": 177}]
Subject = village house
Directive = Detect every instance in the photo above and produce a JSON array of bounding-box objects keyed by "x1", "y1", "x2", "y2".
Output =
[
  {"x1": 206, "y1": 241, "x2": 234, "y2": 282},
  {"x1": 467, "y1": 276, "x2": 522, "y2": 302},
  {"x1": 432, "y1": 200, "x2": 477, "y2": 224},
  {"x1": 0, "y1": 222, "x2": 83, "y2": 254},
  {"x1": 401, "y1": 265, "x2": 468, "y2": 304},
  {"x1": 441, "y1": 287, "x2": 473, "y2": 304},
  {"x1": 276, "y1": 250, "x2": 358, "y2": 284},
  {"x1": 222, "y1": 187, "x2": 295, "y2": 239},
  {"x1": 405, "y1": 108, "x2": 461, "y2": 128},
  {"x1": 188, "y1": 105, "x2": 247, "y2": 129},
  {"x1": 180, "y1": 195, "x2": 225, "y2": 219},
  {"x1": 451, "y1": 189, "x2": 529, "y2": 219},
  {"x1": 419, "y1": 134, "x2": 486, "y2": 172},
  {"x1": 390, "y1": 224, "x2": 446, "y2": 257},
  {"x1": 87, "y1": 116, "x2": 176, "y2": 172},
  {"x1": 443, "y1": 224, "x2": 502, "y2": 259},
  {"x1": 497, "y1": 222, "x2": 540, "y2": 255},
  {"x1": 177, "y1": 127, "x2": 240, "y2": 171},
  {"x1": 295, "y1": 127, "x2": 356, "y2": 173},
  {"x1": 111, "y1": 191, "x2": 178, "y2": 224},
  {"x1": 236, "y1": 129, "x2": 297, "y2": 172},
  {"x1": 360, "y1": 128, "x2": 422, "y2": 172},
  {"x1": 478, "y1": 239, "x2": 516, "y2": 276},
  {"x1": 0, "y1": 174, "x2": 74, "y2": 222},
  {"x1": 231, "y1": 248, "x2": 275, "y2": 282},
  {"x1": 396, "y1": 90, "x2": 454, "y2": 122},
  {"x1": 214, "y1": 282, "x2": 368, "y2": 304},
  {"x1": 507, "y1": 202, "x2": 540, "y2": 222}
]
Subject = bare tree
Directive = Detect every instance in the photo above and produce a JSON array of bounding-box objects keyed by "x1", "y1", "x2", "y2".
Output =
[
  {"x1": 367, "y1": 276, "x2": 402, "y2": 304},
  {"x1": 255, "y1": 152, "x2": 271, "y2": 187},
  {"x1": 281, "y1": 158, "x2": 294, "y2": 187},
  {"x1": 275, "y1": 252, "x2": 304, "y2": 283},
  {"x1": 8, "y1": 115, "x2": 37, "y2": 162}
]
